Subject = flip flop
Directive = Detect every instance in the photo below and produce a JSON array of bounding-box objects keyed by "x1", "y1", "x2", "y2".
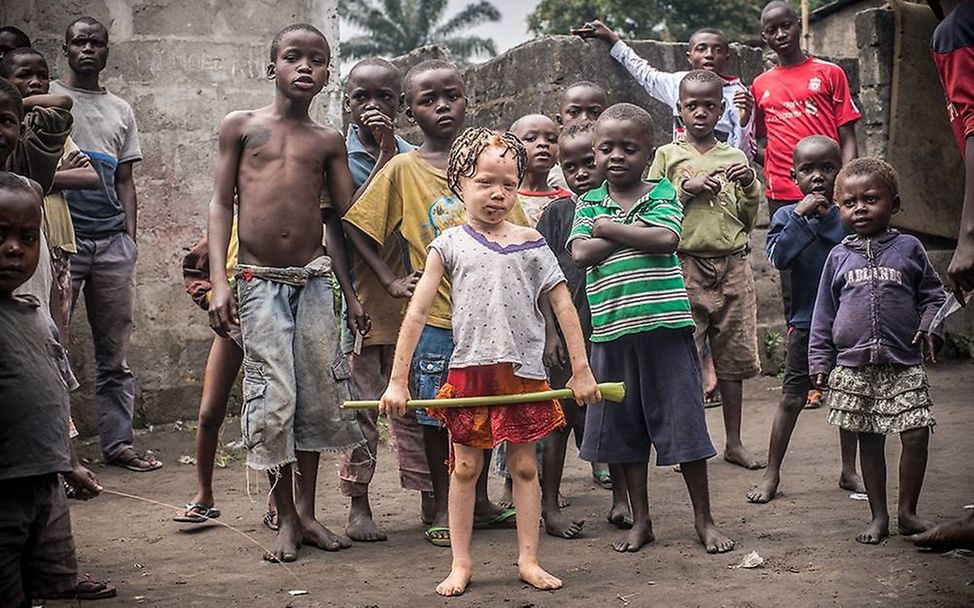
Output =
[
  {"x1": 473, "y1": 507, "x2": 517, "y2": 529},
  {"x1": 108, "y1": 450, "x2": 163, "y2": 472},
  {"x1": 592, "y1": 469, "x2": 612, "y2": 489},
  {"x1": 263, "y1": 511, "x2": 279, "y2": 531},
  {"x1": 173, "y1": 502, "x2": 221, "y2": 524},
  {"x1": 804, "y1": 389, "x2": 824, "y2": 409},
  {"x1": 704, "y1": 389, "x2": 722, "y2": 409},
  {"x1": 56, "y1": 575, "x2": 117, "y2": 600},
  {"x1": 424, "y1": 526, "x2": 451, "y2": 547}
]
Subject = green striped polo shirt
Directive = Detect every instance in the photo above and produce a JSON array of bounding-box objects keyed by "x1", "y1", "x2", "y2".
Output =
[{"x1": 567, "y1": 179, "x2": 694, "y2": 343}]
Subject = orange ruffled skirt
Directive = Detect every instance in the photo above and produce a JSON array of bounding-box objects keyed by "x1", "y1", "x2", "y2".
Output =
[{"x1": 430, "y1": 363, "x2": 565, "y2": 449}]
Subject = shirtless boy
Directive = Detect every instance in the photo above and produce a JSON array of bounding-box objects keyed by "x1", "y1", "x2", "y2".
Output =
[{"x1": 208, "y1": 23, "x2": 367, "y2": 563}]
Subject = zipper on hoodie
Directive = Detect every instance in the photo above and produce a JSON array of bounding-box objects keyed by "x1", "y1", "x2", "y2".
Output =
[{"x1": 865, "y1": 238, "x2": 882, "y2": 363}]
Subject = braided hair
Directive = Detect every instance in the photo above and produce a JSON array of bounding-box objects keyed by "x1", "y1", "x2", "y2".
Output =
[{"x1": 447, "y1": 127, "x2": 528, "y2": 199}]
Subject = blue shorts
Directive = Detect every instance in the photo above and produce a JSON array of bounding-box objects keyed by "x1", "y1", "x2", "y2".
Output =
[
  {"x1": 580, "y1": 327, "x2": 716, "y2": 466},
  {"x1": 410, "y1": 325, "x2": 453, "y2": 427}
]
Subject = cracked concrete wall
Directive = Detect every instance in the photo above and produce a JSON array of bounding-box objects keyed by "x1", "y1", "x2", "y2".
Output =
[{"x1": 1, "y1": 0, "x2": 342, "y2": 432}]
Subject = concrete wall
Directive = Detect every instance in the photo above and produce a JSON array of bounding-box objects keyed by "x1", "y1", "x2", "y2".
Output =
[
  {"x1": 1, "y1": 0, "x2": 342, "y2": 433},
  {"x1": 809, "y1": 0, "x2": 886, "y2": 58}
]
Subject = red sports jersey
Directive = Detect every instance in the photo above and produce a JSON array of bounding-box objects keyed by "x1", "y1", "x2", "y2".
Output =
[
  {"x1": 931, "y1": 0, "x2": 974, "y2": 157},
  {"x1": 752, "y1": 57, "x2": 861, "y2": 200}
]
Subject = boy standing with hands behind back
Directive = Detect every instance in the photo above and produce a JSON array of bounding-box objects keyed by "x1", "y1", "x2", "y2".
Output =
[
  {"x1": 649, "y1": 70, "x2": 764, "y2": 470},
  {"x1": 208, "y1": 24, "x2": 366, "y2": 563}
]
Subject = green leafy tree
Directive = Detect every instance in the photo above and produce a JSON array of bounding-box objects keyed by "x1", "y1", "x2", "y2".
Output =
[
  {"x1": 340, "y1": 0, "x2": 501, "y2": 62},
  {"x1": 527, "y1": 0, "x2": 837, "y2": 42}
]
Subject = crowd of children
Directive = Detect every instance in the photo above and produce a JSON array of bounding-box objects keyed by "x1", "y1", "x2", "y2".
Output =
[{"x1": 1, "y1": 0, "x2": 971, "y2": 603}]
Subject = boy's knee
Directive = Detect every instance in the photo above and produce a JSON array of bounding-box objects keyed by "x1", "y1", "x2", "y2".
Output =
[
  {"x1": 452, "y1": 456, "x2": 481, "y2": 483},
  {"x1": 780, "y1": 393, "x2": 805, "y2": 413},
  {"x1": 198, "y1": 409, "x2": 225, "y2": 431},
  {"x1": 507, "y1": 455, "x2": 538, "y2": 484}
]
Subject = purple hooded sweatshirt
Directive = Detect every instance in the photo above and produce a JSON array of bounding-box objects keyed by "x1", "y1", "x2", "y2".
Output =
[{"x1": 808, "y1": 230, "x2": 946, "y2": 376}]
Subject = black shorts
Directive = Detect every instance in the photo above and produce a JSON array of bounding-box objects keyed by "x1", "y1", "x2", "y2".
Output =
[
  {"x1": 782, "y1": 327, "x2": 813, "y2": 397},
  {"x1": 581, "y1": 328, "x2": 716, "y2": 466}
]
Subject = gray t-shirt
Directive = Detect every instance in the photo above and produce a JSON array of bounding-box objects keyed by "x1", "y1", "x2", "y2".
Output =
[
  {"x1": 430, "y1": 224, "x2": 565, "y2": 380},
  {"x1": 0, "y1": 295, "x2": 72, "y2": 481},
  {"x1": 49, "y1": 80, "x2": 142, "y2": 239}
]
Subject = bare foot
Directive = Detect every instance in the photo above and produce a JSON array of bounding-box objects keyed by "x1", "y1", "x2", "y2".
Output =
[
  {"x1": 911, "y1": 514, "x2": 974, "y2": 550},
  {"x1": 856, "y1": 517, "x2": 889, "y2": 544},
  {"x1": 839, "y1": 471, "x2": 866, "y2": 494},
  {"x1": 301, "y1": 517, "x2": 352, "y2": 551},
  {"x1": 897, "y1": 512, "x2": 933, "y2": 537},
  {"x1": 724, "y1": 445, "x2": 767, "y2": 470},
  {"x1": 612, "y1": 521, "x2": 654, "y2": 552},
  {"x1": 346, "y1": 507, "x2": 387, "y2": 542},
  {"x1": 264, "y1": 518, "x2": 301, "y2": 563},
  {"x1": 696, "y1": 519, "x2": 734, "y2": 554},
  {"x1": 746, "y1": 475, "x2": 781, "y2": 504},
  {"x1": 559, "y1": 492, "x2": 570, "y2": 509},
  {"x1": 543, "y1": 510, "x2": 584, "y2": 539},
  {"x1": 518, "y1": 561, "x2": 563, "y2": 590},
  {"x1": 607, "y1": 503, "x2": 634, "y2": 529},
  {"x1": 497, "y1": 479, "x2": 514, "y2": 509},
  {"x1": 436, "y1": 563, "x2": 473, "y2": 596}
]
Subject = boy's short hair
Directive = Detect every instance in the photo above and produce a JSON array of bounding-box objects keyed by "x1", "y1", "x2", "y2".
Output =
[
  {"x1": 64, "y1": 16, "x2": 108, "y2": 44},
  {"x1": 689, "y1": 27, "x2": 728, "y2": 44},
  {"x1": 0, "y1": 47, "x2": 45, "y2": 79},
  {"x1": 447, "y1": 127, "x2": 527, "y2": 199},
  {"x1": 679, "y1": 69, "x2": 724, "y2": 94},
  {"x1": 596, "y1": 103, "x2": 654, "y2": 144},
  {"x1": 0, "y1": 170, "x2": 39, "y2": 199},
  {"x1": 836, "y1": 157, "x2": 900, "y2": 198},
  {"x1": 269, "y1": 23, "x2": 329, "y2": 62},
  {"x1": 347, "y1": 57, "x2": 402, "y2": 90},
  {"x1": 0, "y1": 26, "x2": 31, "y2": 49},
  {"x1": 793, "y1": 135, "x2": 840, "y2": 162},
  {"x1": 0, "y1": 77, "x2": 23, "y2": 118},
  {"x1": 762, "y1": 0, "x2": 798, "y2": 20},
  {"x1": 564, "y1": 80, "x2": 606, "y2": 98},
  {"x1": 563, "y1": 120, "x2": 595, "y2": 140},
  {"x1": 404, "y1": 59, "x2": 461, "y2": 93}
]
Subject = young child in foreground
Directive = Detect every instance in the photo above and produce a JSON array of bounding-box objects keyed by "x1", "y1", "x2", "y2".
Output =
[
  {"x1": 570, "y1": 103, "x2": 734, "y2": 554},
  {"x1": 380, "y1": 128, "x2": 601, "y2": 596},
  {"x1": 207, "y1": 24, "x2": 367, "y2": 563},
  {"x1": 748, "y1": 135, "x2": 864, "y2": 503},
  {"x1": 648, "y1": 69, "x2": 764, "y2": 471},
  {"x1": 0, "y1": 172, "x2": 104, "y2": 606},
  {"x1": 808, "y1": 157, "x2": 945, "y2": 544}
]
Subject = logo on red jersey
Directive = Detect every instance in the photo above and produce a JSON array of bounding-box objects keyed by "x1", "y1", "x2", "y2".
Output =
[{"x1": 808, "y1": 77, "x2": 822, "y2": 92}]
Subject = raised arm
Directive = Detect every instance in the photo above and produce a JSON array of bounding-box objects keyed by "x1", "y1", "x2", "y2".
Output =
[
  {"x1": 207, "y1": 112, "x2": 246, "y2": 336},
  {"x1": 378, "y1": 249, "x2": 444, "y2": 416}
]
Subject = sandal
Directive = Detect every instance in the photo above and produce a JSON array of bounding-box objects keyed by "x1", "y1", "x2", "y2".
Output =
[
  {"x1": 262, "y1": 510, "x2": 279, "y2": 531},
  {"x1": 424, "y1": 526, "x2": 451, "y2": 547},
  {"x1": 56, "y1": 574, "x2": 117, "y2": 600},
  {"x1": 473, "y1": 507, "x2": 517, "y2": 529},
  {"x1": 108, "y1": 449, "x2": 163, "y2": 472},
  {"x1": 173, "y1": 502, "x2": 221, "y2": 524},
  {"x1": 804, "y1": 389, "x2": 824, "y2": 409},
  {"x1": 704, "y1": 388, "x2": 722, "y2": 409},
  {"x1": 592, "y1": 468, "x2": 612, "y2": 490}
]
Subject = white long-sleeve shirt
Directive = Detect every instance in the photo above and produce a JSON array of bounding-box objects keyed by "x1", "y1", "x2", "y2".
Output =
[{"x1": 610, "y1": 40, "x2": 756, "y2": 160}]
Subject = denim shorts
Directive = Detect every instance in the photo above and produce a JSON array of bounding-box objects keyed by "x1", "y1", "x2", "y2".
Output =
[
  {"x1": 236, "y1": 256, "x2": 364, "y2": 472},
  {"x1": 410, "y1": 325, "x2": 453, "y2": 427}
]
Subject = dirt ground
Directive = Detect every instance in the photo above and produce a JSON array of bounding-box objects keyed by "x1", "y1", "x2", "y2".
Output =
[{"x1": 50, "y1": 364, "x2": 974, "y2": 608}]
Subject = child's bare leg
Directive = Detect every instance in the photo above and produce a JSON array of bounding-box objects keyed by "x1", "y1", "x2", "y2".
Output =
[
  {"x1": 897, "y1": 427, "x2": 932, "y2": 535},
  {"x1": 507, "y1": 442, "x2": 562, "y2": 590},
  {"x1": 474, "y1": 449, "x2": 510, "y2": 522},
  {"x1": 294, "y1": 451, "x2": 351, "y2": 551},
  {"x1": 856, "y1": 432, "x2": 889, "y2": 544},
  {"x1": 423, "y1": 425, "x2": 451, "y2": 534},
  {"x1": 265, "y1": 466, "x2": 301, "y2": 563},
  {"x1": 748, "y1": 393, "x2": 804, "y2": 503},
  {"x1": 613, "y1": 461, "x2": 654, "y2": 552},
  {"x1": 720, "y1": 379, "x2": 766, "y2": 470},
  {"x1": 436, "y1": 444, "x2": 482, "y2": 597},
  {"x1": 680, "y1": 459, "x2": 734, "y2": 553},
  {"x1": 184, "y1": 336, "x2": 242, "y2": 516},
  {"x1": 838, "y1": 429, "x2": 865, "y2": 492},
  {"x1": 542, "y1": 426, "x2": 584, "y2": 538},
  {"x1": 606, "y1": 463, "x2": 633, "y2": 528}
]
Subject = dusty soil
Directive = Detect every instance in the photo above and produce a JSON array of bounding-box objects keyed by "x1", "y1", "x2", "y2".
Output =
[{"x1": 51, "y1": 364, "x2": 974, "y2": 608}]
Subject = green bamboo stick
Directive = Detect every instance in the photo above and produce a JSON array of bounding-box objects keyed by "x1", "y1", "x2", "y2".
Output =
[{"x1": 342, "y1": 382, "x2": 626, "y2": 410}]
